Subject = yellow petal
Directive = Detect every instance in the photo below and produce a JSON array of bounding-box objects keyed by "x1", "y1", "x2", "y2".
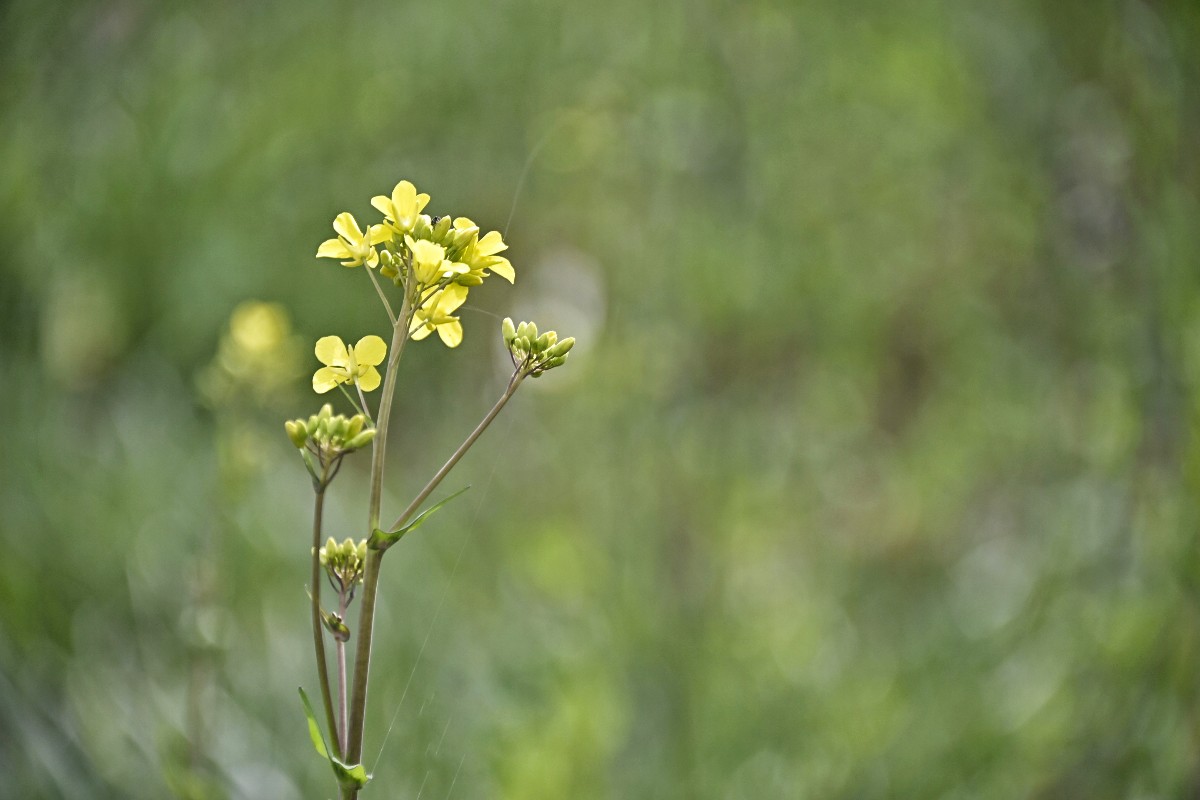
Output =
[
  {"x1": 370, "y1": 195, "x2": 393, "y2": 217},
  {"x1": 356, "y1": 365, "x2": 382, "y2": 392},
  {"x1": 332, "y1": 212, "x2": 362, "y2": 244},
  {"x1": 367, "y1": 224, "x2": 391, "y2": 246},
  {"x1": 475, "y1": 231, "x2": 507, "y2": 257},
  {"x1": 317, "y1": 238, "x2": 352, "y2": 259},
  {"x1": 487, "y1": 256, "x2": 515, "y2": 283},
  {"x1": 315, "y1": 335, "x2": 348, "y2": 367},
  {"x1": 410, "y1": 322, "x2": 433, "y2": 341},
  {"x1": 438, "y1": 320, "x2": 463, "y2": 348},
  {"x1": 353, "y1": 335, "x2": 387, "y2": 366},
  {"x1": 440, "y1": 283, "x2": 469, "y2": 313},
  {"x1": 313, "y1": 367, "x2": 342, "y2": 394}
]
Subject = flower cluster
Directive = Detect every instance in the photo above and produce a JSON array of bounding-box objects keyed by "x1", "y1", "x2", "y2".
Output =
[
  {"x1": 317, "y1": 537, "x2": 368, "y2": 593},
  {"x1": 316, "y1": 180, "x2": 515, "y2": 349},
  {"x1": 502, "y1": 318, "x2": 575, "y2": 378},
  {"x1": 285, "y1": 404, "x2": 375, "y2": 488}
]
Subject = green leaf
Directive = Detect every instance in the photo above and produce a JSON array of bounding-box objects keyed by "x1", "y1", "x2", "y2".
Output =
[
  {"x1": 299, "y1": 687, "x2": 372, "y2": 789},
  {"x1": 369, "y1": 486, "x2": 470, "y2": 551},
  {"x1": 332, "y1": 759, "x2": 371, "y2": 789},
  {"x1": 298, "y1": 686, "x2": 329, "y2": 759}
]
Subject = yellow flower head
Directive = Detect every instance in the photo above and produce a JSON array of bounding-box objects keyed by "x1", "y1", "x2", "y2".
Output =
[
  {"x1": 457, "y1": 227, "x2": 516, "y2": 284},
  {"x1": 409, "y1": 284, "x2": 468, "y2": 348},
  {"x1": 312, "y1": 334, "x2": 388, "y2": 393},
  {"x1": 404, "y1": 235, "x2": 469, "y2": 286},
  {"x1": 372, "y1": 180, "x2": 430, "y2": 235},
  {"x1": 316, "y1": 212, "x2": 389, "y2": 268}
]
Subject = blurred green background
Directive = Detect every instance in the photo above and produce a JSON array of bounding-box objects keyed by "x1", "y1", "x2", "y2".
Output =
[{"x1": 3, "y1": 0, "x2": 1200, "y2": 797}]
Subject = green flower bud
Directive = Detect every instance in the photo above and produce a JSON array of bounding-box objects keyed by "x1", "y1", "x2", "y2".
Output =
[
  {"x1": 306, "y1": 415, "x2": 319, "y2": 436},
  {"x1": 318, "y1": 404, "x2": 333, "y2": 423},
  {"x1": 535, "y1": 332, "x2": 554, "y2": 352},
  {"x1": 345, "y1": 429, "x2": 377, "y2": 450},
  {"x1": 545, "y1": 355, "x2": 567, "y2": 368},
  {"x1": 357, "y1": 541, "x2": 368, "y2": 562},
  {"x1": 546, "y1": 337, "x2": 575, "y2": 358},
  {"x1": 346, "y1": 414, "x2": 365, "y2": 440},
  {"x1": 516, "y1": 321, "x2": 530, "y2": 341},
  {"x1": 432, "y1": 215, "x2": 452, "y2": 242},
  {"x1": 285, "y1": 420, "x2": 307, "y2": 449},
  {"x1": 502, "y1": 317, "x2": 516, "y2": 344}
]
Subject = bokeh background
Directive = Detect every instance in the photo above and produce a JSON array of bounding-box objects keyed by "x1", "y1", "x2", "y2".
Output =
[{"x1": 3, "y1": 0, "x2": 1200, "y2": 797}]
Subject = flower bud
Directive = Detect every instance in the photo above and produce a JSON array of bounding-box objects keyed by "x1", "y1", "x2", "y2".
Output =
[
  {"x1": 285, "y1": 420, "x2": 307, "y2": 449},
  {"x1": 346, "y1": 414, "x2": 365, "y2": 439},
  {"x1": 345, "y1": 429, "x2": 377, "y2": 450},
  {"x1": 306, "y1": 415, "x2": 319, "y2": 436},
  {"x1": 502, "y1": 318, "x2": 516, "y2": 345},
  {"x1": 516, "y1": 321, "x2": 530, "y2": 341},
  {"x1": 546, "y1": 337, "x2": 575, "y2": 358},
  {"x1": 432, "y1": 215, "x2": 452, "y2": 242},
  {"x1": 535, "y1": 332, "x2": 554, "y2": 352}
]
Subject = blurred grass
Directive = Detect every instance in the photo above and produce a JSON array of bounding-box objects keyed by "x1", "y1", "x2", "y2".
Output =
[{"x1": 2, "y1": 0, "x2": 1200, "y2": 797}]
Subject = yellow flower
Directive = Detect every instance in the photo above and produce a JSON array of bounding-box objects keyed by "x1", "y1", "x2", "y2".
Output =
[
  {"x1": 312, "y1": 335, "x2": 388, "y2": 393},
  {"x1": 405, "y1": 235, "x2": 469, "y2": 286},
  {"x1": 456, "y1": 227, "x2": 516, "y2": 284},
  {"x1": 372, "y1": 180, "x2": 430, "y2": 235},
  {"x1": 316, "y1": 213, "x2": 389, "y2": 268},
  {"x1": 409, "y1": 284, "x2": 468, "y2": 348}
]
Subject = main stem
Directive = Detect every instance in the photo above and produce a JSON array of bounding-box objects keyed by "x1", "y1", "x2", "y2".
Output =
[
  {"x1": 310, "y1": 486, "x2": 341, "y2": 760},
  {"x1": 345, "y1": 288, "x2": 413, "y2": 769}
]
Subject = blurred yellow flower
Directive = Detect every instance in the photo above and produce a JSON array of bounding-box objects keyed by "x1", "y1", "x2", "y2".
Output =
[
  {"x1": 312, "y1": 334, "x2": 387, "y2": 393},
  {"x1": 316, "y1": 212, "x2": 389, "y2": 268},
  {"x1": 372, "y1": 180, "x2": 430, "y2": 235},
  {"x1": 410, "y1": 284, "x2": 468, "y2": 348}
]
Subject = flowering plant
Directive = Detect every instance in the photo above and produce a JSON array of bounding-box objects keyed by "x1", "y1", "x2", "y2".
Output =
[{"x1": 291, "y1": 180, "x2": 573, "y2": 798}]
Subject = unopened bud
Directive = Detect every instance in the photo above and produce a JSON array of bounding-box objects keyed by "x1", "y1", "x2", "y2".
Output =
[
  {"x1": 535, "y1": 332, "x2": 554, "y2": 352},
  {"x1": 432, "y1": 215, "x2": 452, "y2": 241},
  {"x1": 346, "y1": 415, "x2": 365, "y2": 439},
  {"x1": 285, "y1": 420, "x2": 307, "y2": 449},
  {"x1": 502, "y1": 318, "x2": 516, "y2": 345},
  {"x1": 546, "y1": 337, "x2": 575, "y2": 358},
  {"x1": 345, "y1": 429, "x2": 377, "y2": 450},
  {"x1": 306, "y1": 415, "x2": 319, "y2": 436}
]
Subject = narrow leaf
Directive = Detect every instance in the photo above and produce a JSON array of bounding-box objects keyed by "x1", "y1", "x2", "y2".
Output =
[
  {"x1": 297, "y1": 686, "x2": 329, "y2": 759},
  {"x1": 369, "y1": 486, "x2": 470, "y2": 550}
]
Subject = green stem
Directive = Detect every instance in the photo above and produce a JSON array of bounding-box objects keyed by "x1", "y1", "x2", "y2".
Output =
[
  {"x1": 336, "y1": 591, "x2": 349, "y2": 755},
  {"x1": 345, "y1": 285, "x2": 413, "y2": 767},
  {"x1": 365, "y1": 264, "x2": 398, "y2": 326},
  {"x1": 310, "y1": 486, "x2": 341, "y2": 760},
  {"x1": 386, "y1": 369, "x2": 525, "y2": 534}
]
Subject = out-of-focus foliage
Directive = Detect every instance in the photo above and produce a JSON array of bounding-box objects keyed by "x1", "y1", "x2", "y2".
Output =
[{"x1": 2, "y1": 0, "x2": 1200, "y2": 797}]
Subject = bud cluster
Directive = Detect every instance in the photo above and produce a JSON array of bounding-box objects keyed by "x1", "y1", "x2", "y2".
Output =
[
  {"x1": 502, "y1": 318, "x2": 575, "y2": 378},
  {"x1": 317, "y1": 536, "x2": 368, "y2": 593},
  {"x1": 285, "y1": 404, "x2": 376, "y2": 486},
  {"x1": 285, "y1": 404, "x2": 376, "y2": 454}
]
